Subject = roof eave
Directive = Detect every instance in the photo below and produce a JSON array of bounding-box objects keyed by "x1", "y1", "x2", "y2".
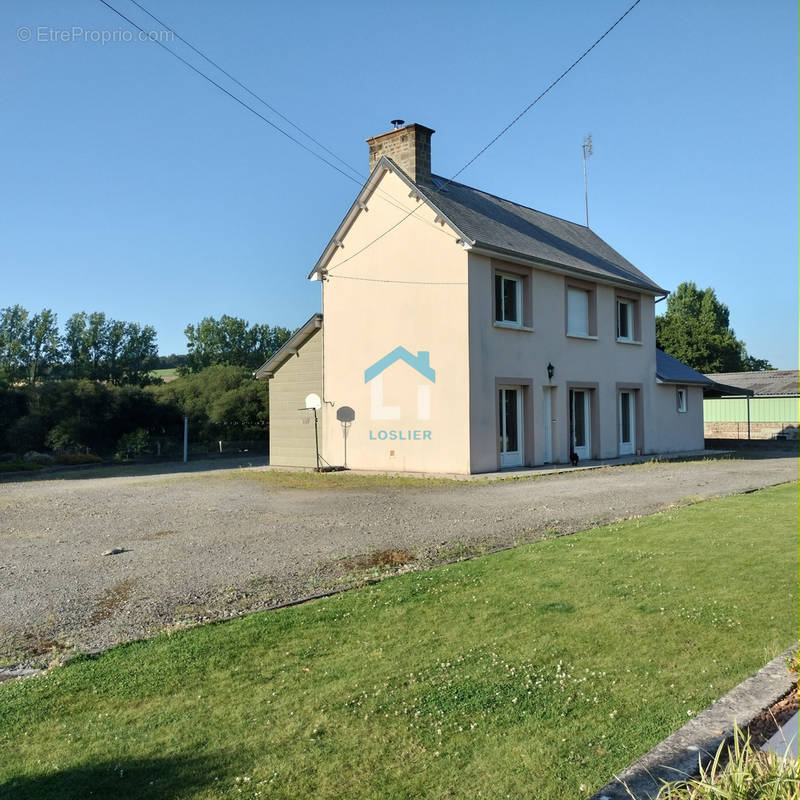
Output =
[
  {"x1": 702, "y1": 381, "x2": 756, "y2": 397},
  {"x1": 469, "y1": 242, "x2": 667, "y2": 295},
  {"x1": 656, "y1": 374, "x2": 712, "y2": 387},
  {"x1": 253, "y1": 313, "x2": 323, "y2": 379}
]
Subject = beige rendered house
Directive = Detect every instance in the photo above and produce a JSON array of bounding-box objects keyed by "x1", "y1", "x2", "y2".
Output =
[{"x1": 257, "y1": 123, "x2": 707, "y2": 474}]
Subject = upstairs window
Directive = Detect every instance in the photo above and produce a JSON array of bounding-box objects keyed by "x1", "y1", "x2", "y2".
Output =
[
  {"x1": 617, "y1": 299, "x2": 634, "y2": 341},
  {"x1": 495, "y1": 273, "x2": 522, "y2": 326},
  {"x1": 676, "y1": 386, "x2": 687, "y2": 413},
  {"x1": 567, "y1": 287, "x2": 590, "y2": 336}
]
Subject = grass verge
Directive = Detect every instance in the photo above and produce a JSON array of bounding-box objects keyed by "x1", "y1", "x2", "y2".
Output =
[{"x1": 0, "y1": 484, "x2": 796, "y2": 799}]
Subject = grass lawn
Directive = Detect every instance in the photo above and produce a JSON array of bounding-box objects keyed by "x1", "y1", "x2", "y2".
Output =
[{"x1": 0, "y1": 484, "x2": 796, "y2": 799}]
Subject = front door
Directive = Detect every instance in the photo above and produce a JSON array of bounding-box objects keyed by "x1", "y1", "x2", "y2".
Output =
[
  {"x1": 499, "y1": 386, "x2": 524, "y2": 468},
  {"x1": 570, "y1": 389, "x2": 591, "y2": 461},
  {"x1": 618, "y1": 391, "x2": 635, "y2": 455}
]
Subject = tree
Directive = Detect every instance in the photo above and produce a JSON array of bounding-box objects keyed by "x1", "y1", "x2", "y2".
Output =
[
  {"x1": 0, "y1": 305, "x2": 61, "y2": 383},
  {"x1": 63, "y1": 311, "x2": 159, "y2": 385},
  {"x1": 0, "y1": 305, "x2": 30, "y2": 382},
  {"x1": 118, "y1": 323, "x2": 159, "y2": 386},
  {"x1": 63, "y1": 312, "x2": 89, "y2": 378},
  {"x1": 183, "y1": 315, "x2": 292, "y2": 372},
  {"x1": 152, "y1": 364, "x2": 268, "y2": 441},
  {"x1": 21, "y1": 309, "x2": 61, "y2": 383},
  {"x1": 656, "y1": 282, "x2": 771, "y2": 373}
]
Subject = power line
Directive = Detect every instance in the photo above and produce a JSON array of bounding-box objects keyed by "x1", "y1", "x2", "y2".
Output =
[
  {"x1": 446, "y1": 0, "x2": 642, "y2": 186},
  {"x1": 97, "y1": 0, "x2": 365, "y2": 186},
  {"x1": 126, "y1": 0, "x2": 363, "y2": 183},
  {"x1": 98, "y1": 1, "x2": 458, "y2": 240},
  {"x1": 326, "y1": 0, "x2": 643, "y2": 274},
  {"x1": 328, "y1": 274, "x2": 467, "y2": 286}
]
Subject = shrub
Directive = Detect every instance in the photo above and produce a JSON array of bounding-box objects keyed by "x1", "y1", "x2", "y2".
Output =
[
  {"x1": 654, "y1": 727, "x2": 799, "y2": 799},
  {"x1": 53, "y1": 452, "x2": 103, "y2": 465},
  {"x1": 22, "y1": 450, "x2": 54, "y2": 465},
  {"x1": 114, "y1": 428, "x2": 151, "y2": 461}
]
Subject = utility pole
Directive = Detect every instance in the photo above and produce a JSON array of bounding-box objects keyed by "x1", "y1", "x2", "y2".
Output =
[{"x1": 582, "y1": 133, "x2": 593, "y2": 227}]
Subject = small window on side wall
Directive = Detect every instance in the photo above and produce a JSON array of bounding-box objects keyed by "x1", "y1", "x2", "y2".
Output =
[
  {"x1": 617, "y1": 299, "x2": 633, "y2": 340},
  {"x1": 676, "y1": 386, "x2": 687, "y2": 413},
  {"x1": 495, "y1": 273, "x2": 522, "y2": 326}
]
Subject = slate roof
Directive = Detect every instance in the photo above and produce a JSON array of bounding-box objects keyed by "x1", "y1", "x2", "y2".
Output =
[
  {"x1": 414, "y1": 173, "x2": 667, "y2": 294},
  {"x1": 656, "y1": 349, "x2": 713, "y2": 386},
  {"x1": 704, "y1": 370, "x2": 798, "y2": 397}
]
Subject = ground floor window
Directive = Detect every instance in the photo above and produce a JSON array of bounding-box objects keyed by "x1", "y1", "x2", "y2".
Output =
[{"x1": 677, "y1": 386, "x2": 687, "y2": 413}]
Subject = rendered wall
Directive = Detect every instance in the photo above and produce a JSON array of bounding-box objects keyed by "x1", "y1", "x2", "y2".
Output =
[
  {"x1": 648, "y1": 384, "x2": 705, "y2": 452},
  {"x1": 468, "y1": 253, "x2": 660, "y2": 471},
  {"x1": 320, "y1": 167, "x2": 471, "y2": 474},
  {"x1": 268, "y1": 328, "x2": 323, "y2": 468}
]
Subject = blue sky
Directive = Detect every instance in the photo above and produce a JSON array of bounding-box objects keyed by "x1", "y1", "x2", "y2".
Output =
[{"x1": 2, "y1": 1, "x2": 796, "y2": 367}]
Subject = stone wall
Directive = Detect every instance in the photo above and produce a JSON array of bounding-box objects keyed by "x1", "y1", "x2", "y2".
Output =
[
  {"x1": 367, "y1": 124, "x2": 434, "y2": 185},
  {"x1": 704, "y1": 421, "x2": 798, "y2": 440}
]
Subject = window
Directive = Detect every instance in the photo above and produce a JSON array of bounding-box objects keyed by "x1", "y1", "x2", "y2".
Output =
[
  {"x1": 494, "y1": 273, "x2": 522, "y2": 326},
  {"x1": 676, "y1": 386, "x2": 687, "y2": 413},
  {"x1": 617, "y1": 299, "x2": 633, "y2": 341},
  {"x1": 567, "y1": 288, "x2": 590, "y2": 336}
]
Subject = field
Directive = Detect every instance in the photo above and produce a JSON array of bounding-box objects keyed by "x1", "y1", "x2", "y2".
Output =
[
  {"x1": 0, "y1": 483, "x2": 796, "y2": 799},
  {"x1": 150, "y1": 367, "x2": 180, "y2": 382}
]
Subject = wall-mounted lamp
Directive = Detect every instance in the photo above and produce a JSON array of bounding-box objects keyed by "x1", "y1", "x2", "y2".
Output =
[{"x1": 546, "y1": 362, "x2": 555, "y2": 381}]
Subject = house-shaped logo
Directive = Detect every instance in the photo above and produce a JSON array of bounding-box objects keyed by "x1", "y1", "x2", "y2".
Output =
[{"x1": 364, "y1": 347, "x2": 436, "y2": 421}]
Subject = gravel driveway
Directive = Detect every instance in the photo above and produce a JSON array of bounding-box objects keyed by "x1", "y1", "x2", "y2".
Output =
[{"x1": 1, "y1": 453, "x2": 796, "y2": 669}]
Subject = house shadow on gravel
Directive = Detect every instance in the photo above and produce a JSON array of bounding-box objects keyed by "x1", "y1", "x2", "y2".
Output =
[{"x1": 0, "y1": 754, "x2": 225, "y2": 800}]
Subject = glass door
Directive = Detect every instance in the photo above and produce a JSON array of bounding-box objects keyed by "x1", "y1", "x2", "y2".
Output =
[
  {"x1": 570, "y1": 389, "x2": 591, "y2": 461},
  {"x1": 498, "y1": 386, "x2": 523, "y2": 468},
  {"x1": 618, "y1": 391, "x2": 635, "y2": 455}
]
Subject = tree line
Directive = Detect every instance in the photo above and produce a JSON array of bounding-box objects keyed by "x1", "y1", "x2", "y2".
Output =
[
  {"x1": 0, "y1": 306, "x2": 294, "y2": 384},
  {"x1": 0, "y1": 306, "x2": 158, "y2": 386},
  {"x1": 0, "y1": 309, "x2": 294, "y2": 461}
]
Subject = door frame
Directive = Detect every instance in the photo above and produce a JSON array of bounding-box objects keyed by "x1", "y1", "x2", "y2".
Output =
[
  {"x1": 494, "y1": 378, "x2": 533, "y2": 469},
  {"x1": 618, "y1": 390, "x2": 635, "y2": 455},
  {"x1": 616, "y1": 383, "x2": 644, "y2": 456},
  {"x1": 565, "y1": 381, "x2": 599, "y2": 461}
]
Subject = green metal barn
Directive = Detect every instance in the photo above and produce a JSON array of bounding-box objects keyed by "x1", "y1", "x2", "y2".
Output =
[{"x1": 704, "y1": 370, "x2": 798, "y2": 440}]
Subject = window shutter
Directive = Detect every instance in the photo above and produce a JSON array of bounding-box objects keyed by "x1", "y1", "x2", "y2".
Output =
[{"x1": 568, "y1": 288, "x2": 589, "y2": 336}]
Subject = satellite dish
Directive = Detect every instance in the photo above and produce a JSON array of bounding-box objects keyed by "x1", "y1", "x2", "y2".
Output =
[
  {"x1": 305, "y1": 393, "x2": 322, "y2": 410},
  {"x1": 336, "y1": 406, "x2": 355, "y2": 423}
]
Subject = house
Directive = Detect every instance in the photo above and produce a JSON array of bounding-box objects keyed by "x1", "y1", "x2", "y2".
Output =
[
  {"x1": 257, "y1": 122, "x2": 708, "y2": 474},
  {"x1": 703, "y1": 369, "x2": 798, "y2": 440}
]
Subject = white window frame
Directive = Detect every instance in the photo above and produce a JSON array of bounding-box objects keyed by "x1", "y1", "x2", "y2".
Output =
[
  {"x1": 676, "y1": 386, "x2": 687, "y2": 413},
  {"x1": 495, "y1": 273, "x2": 523, "y2": 327},
  {"x1": 567, "y1": 287, "x2": 591, "y2": 337},
  {"x1": 617, "y1": 299, "x2": 634, "y2": 342}
]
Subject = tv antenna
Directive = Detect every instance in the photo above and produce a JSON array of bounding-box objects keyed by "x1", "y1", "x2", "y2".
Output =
[{"x1": 582, "y1": 133, "x2": 593, "y2": 227}]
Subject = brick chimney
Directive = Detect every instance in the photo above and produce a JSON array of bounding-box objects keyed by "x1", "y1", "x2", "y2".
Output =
[{"x1": 367, "y1": 122, "x2": 435, "y2": 186}]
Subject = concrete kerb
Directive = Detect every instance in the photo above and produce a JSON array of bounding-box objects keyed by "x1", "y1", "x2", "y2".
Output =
[{"x1": 589, "y1": 645, "x2": 799, "y2": 800}]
